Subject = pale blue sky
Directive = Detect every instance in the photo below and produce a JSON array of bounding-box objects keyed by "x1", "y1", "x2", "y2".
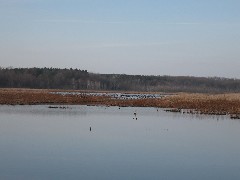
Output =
[{"x1": 1, "y1": 0, "x2": 240, "y2": 78}]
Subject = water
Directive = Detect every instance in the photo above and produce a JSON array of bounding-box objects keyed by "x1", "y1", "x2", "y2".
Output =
[
  {"x1": 0, "y1": 105, "x2": 240, "y2": 180},
  {"x1": 50, "y1": 91, "x2": 170, "y2": 99}
]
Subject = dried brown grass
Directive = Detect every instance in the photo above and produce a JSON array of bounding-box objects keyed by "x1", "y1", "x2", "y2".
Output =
[{"x1": 0, "y1": 88, "x2": 240, "y2": 115}]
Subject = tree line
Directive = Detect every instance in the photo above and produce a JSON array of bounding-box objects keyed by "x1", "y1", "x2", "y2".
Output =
[{"x1": 0, "y1": 67, "x2": 240, "y2": 93}]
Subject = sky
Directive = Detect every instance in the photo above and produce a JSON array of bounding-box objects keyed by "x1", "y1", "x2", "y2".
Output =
[{"x1": 0, "y1": 0, "x2": 240, "y2": 78}]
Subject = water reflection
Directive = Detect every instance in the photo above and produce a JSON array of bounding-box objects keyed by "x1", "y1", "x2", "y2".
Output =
[{"x1": 0, "y1": 105, "x2": 240, "y2": 180}]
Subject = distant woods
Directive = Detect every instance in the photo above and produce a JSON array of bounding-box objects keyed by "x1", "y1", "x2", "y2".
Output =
[{"x1": 0, "y1": 67, "x2": 240, "y2": 93}]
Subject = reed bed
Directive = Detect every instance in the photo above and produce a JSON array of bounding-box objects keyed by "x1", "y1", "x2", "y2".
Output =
[{"x1": 0, "y1": 88, "x2": 239, "y2": 117}]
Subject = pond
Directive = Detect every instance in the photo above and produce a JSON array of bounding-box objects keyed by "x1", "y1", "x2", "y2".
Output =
[
  {"x1": 50, "y1": 91, "x2": 170, "y2": 99},
  {"x1": 0, "y1": 105, "x2": 240, "y2": 180}
]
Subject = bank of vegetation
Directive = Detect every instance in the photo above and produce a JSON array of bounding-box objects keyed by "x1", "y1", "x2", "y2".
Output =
[
  {"x1": 0, "y1": 67, "x2": 240, "y2": 93},
  {"x1": 0, "y1": 88, "x2": 239, "y2": 118}
]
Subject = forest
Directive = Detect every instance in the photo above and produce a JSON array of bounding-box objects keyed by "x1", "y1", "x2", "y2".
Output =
[{"x1": 0, "y1": 67, "x2": 240, "y2": 93}]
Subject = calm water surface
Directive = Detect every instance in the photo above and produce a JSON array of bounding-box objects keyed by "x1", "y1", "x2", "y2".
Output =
[{"x1": 0, "y1": 105, "x2": 240, "y2": 180}]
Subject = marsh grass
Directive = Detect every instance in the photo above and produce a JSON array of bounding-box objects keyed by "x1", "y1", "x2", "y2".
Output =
[{"x1": 0, "y1": 88, "x2": 239, "y2": 117}]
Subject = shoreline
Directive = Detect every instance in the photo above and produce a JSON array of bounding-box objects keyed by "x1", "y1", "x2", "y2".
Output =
[{"x1": 0, "y1": 88, "x2": 240, "y2": 118}]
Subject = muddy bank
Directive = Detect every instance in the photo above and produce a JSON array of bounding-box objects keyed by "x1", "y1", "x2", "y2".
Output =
[{"x1": 0, "y1": 88, "x2": 240, "y2": 118}]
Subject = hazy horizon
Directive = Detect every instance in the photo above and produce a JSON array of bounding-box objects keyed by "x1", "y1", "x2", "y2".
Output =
[
  {"x1": 2, "y1": 66, "x2": 240, "y2": 80},
  {"x1": 1, "y1": 0, "x2": 240, "y2": 78}
]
